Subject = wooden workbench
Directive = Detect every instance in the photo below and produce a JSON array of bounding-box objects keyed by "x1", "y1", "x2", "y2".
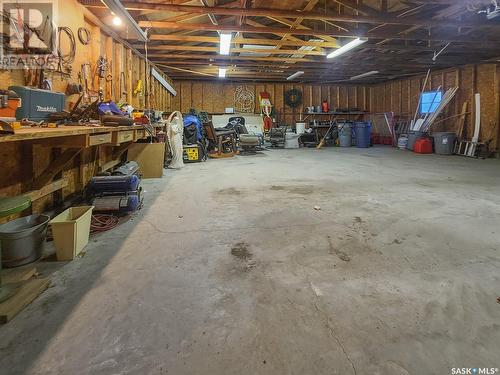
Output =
[
  {"x1": 0, "y1": 124, "x2": 159, "y2": 201},
  {"x1": 0, "y1": 125, "x2": 149, "y2": 144}
]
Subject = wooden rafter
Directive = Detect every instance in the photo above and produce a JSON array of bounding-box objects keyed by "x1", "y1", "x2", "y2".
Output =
[
  {"x1": 138, "y1": 21, "x2": 500, "y2": 43},
  {"x1": 83, "y1": 2, "x2": 495, "y2": 29},
  {"x1": 82, "y1": 0, "x2": 500, "y2": 83}
]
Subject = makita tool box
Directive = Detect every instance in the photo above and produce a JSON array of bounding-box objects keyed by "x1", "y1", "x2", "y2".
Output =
[{"x1": 8, "y1": 86, "x2": 65, "y2": 121}]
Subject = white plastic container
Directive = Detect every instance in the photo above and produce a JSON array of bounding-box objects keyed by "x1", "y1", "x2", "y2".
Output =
[
  {"x1": 50, "y1": 206, "x2": 94, "y2": 261},
  {"x1": 295, "y1": 122, "x2": 306, "y2": 134}
]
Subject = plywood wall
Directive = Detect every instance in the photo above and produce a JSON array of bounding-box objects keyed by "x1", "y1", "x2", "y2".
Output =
[
  {"x1": 170, "y1": 64, "x2": 499, "y2": 150},
  {"x1": 370, "y1": 64, "x2": 500, "y2": 150},
  {"x1": 168, "y1": 81, "x2": 371, "y2": 125},
  {"x1": 0, "y1": 0, "x2": 174, "y2": 110},
  {"x1": 0, "y1": 0, "x2": 176, "y2": 218}
]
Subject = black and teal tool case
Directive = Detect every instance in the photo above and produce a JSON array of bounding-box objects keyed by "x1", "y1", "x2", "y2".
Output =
[{"x1": 9, "y1": 86, "x2": 65, "y2": 121}]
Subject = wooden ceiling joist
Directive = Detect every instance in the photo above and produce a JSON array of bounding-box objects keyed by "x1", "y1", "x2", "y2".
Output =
[
  {"x1": 148, "y1": 35, "x2": 339, "y2": 48},
  {"x1": 82, "y1": 0, "x2": 500, "y2": 83},
  {"x1": 144, "y1": 45, "x2": 326, "y2": 55},
  {"x1": 83, "y1": 2, "x2": 494, "y2": 29},
  {"x1": 138, "y1": 21, "x2": 500, "y2": 43}
]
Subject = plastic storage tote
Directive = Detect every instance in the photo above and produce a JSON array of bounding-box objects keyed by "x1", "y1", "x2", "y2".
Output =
[{"x1": 50, "y1": 206, "x2": 94, "y2": 261}]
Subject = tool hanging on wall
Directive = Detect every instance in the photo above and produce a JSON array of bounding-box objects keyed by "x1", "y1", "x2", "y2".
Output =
[
  {"x1": 133, "y1": 79, "x2": 143, "y2": 96},
  {"x1": 81, "y1": 63, "x2": 93, "y2": 101},
  {"x1": 65, "y1": 82, "x2": 82, "y2": 96},
  {"x1": 77, "y1": 27, "x2": 91, "y2": 45},
  {"x1": 96, "y1": 56, "x2": 108, "y2": 79},
  {"x1": 119, "y1": 71, "x2": 127, "y2": 105},
  {"x1": 57, "y1": 26, "x2": 76, "y2": 76}
]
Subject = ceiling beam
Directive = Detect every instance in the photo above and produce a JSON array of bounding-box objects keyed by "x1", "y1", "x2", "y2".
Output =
[
  {"x1": 82, "y1": 2, "x2": 494, "y2": 29},
  {"x1": 144, "y1": 45, "x2": 326, "y2": 55},
  {"x1": 140, "y1": 35, "x2": 500, "y2": 52},
  {"x1": 147, "y1": 34, "x2": 339, "y2": 47},
  {"x1": 138, "y1": 21, "x2": 500, "y2": 43}
]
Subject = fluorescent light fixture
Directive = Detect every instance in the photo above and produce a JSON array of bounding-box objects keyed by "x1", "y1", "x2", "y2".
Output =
[
  {"x1": 327, "y1": 38, "x2": 367, "y2": 59},
  {"x1": 350, "y1": 70, "x2": 379, "y2": 80},
  {"x1": 151, "y1": 68, "x2": 177, "y2": 96},
  {"x1": 112, "y1": 16, "x2": 122, "y2": 26},
  {"x1": 287, "y1": 71, "x2": 304, "y2": 81},
  {"x1": 219, "y1": 33, "x2": 232, "y2": 55},
  {"x1": 219, "y1": 68, "x2": 227, "y2": 78},
  {"x1": 101, "y1": 0, "x2": 147, "y2": 41}
]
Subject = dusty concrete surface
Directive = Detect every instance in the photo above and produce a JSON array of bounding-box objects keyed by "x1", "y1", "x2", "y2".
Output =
[{"x1": 1, "y1": 147, "x2": 499, "y2": 375}]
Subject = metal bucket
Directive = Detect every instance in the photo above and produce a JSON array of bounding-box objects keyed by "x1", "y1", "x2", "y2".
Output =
[{"x1": 0, "y1": 214, "x2": 50, "y2": 268}]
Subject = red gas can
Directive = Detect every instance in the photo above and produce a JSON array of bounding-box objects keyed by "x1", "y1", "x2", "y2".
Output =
[{"x1": 413, "y1": 137, "x2": 433, "y2": 154}]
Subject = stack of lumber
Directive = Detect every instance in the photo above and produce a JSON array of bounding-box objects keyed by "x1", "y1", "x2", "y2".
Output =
[{"x1": 0, "y1": 266, "x2": 50, "y2": 324}]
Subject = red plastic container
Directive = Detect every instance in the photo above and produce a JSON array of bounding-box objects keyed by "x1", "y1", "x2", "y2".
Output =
[
  {"x1": 382, "y1": 136, "x2": 393, "y2": 145},
  {"x1": 413, "y1": 137, "x2": 433, "y2": 154},
  {"x1": 371, "y1": 134, "x2": 381, "y2": 144}
]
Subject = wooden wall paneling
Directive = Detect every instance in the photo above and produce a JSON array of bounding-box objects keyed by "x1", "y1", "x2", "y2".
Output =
[
  {"x1": 401, "y1": 81, "x2": 409, "y2": 115},
  {"x1": 131, "y1": 55, "x2": 139, "y2": 108},
  {"x1": 477, "y1": 64, "x2": 497, "y2": 143},
  {"x1": 274, "y1": 84, "x2": 284, "y2": 120},
  {"x1": 212, "y1": 83, "x2": 225, "y2": 113},
  {"x1": 171, "y1": 78, "x2": 181, "y2": 110},
  {"x1": 180, "y1": 81, "x2": 192, "y2": 113},
  {"x1": 383, "y1": 84, "x2": 391, "y2": 113},
  {"x1": 31, "y1": 145, "x2": 52, "y2": 214},
  {"x1": 354, "y1": 86, "x2": 363, "y2": 109},
  {"x1": 361, "y1": 87, "x2": 367, "y2": 111},
  {"x1": 126, "y1": 49, "x2": 133, "y2": 104},
  {"x1": 202, "y1": 83, "x2": 214, "y2": 113},
  {"x1": 495, "y1": 65, "x2": 500, "y2": 150},
  {"x1": 327, "y1": 86, "x2": 336, "y2": 110},
  {"x1": 461, "y1": 66, "x2": 474, "y2": 139},
  {"x1": 192, "y1": 82, "x2": 204, "y2": 110},
  {"x1": 105, "y1": 36, "x2": 114, "y2": 100},
  {"x1": 222, "y1": 83, "x2": 234, "y2": 111},
  {"x1": 88, "y1": 22, "x2": 101, "y2": 95},
  {"x1": 347, "y1": 86, "x2": 356, "y2": 109},
  {"x1": 311, "y1": 85, "x2": 321, "y2": 107}
]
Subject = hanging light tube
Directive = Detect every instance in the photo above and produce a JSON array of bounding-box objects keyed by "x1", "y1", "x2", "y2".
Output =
[
  {"x1": 327, "y1": 38, "x2": 367, "y2": 59},
  {"x1": 287, "y1": 71, "x2": 304, "y2": 80},
  {"x1": 350, "y1": 70, "x2": 379, "y2": 80},
  {"x1": 219, "y1": 33, "x2": 232, "y2": 55},
  {"x1": 219, "y1": 68, "x2": 227, "y2": 78}
]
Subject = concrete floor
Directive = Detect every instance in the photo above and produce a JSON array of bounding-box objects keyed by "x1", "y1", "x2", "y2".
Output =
[{"x1": 1, "y1": 147, "x2": 499, "y2": 375}]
